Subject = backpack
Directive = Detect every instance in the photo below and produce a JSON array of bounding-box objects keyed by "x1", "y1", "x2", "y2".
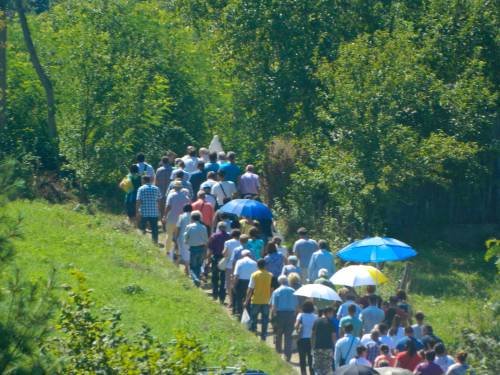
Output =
[{"x1": 119, "y1": 176, "x2": 133, "y2": 193}]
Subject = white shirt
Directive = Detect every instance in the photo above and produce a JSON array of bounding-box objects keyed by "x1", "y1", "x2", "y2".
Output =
[
  {"x1": 170, "y1": 168, "x2": 190, "y2": 182},
  {"x1": 211, "y1": 181, "x2": 237, "y2": 205},
  {"x1": 435, "y1": 355, "x2": 455, "y2": 372},
  {"x1": 296, "y1": 312, "x2": 317, "y2": 339},
  {"x1": 412, "y1": 323, "x2": 424, "y2": 340},
  {"x1": 389, "y1": 327, "x2": 405, "y2": 347},
  {"x1": 182, "y1": 155, "x2": 200, "y2": 174},
  {"x1": 204, "y1": 194, "x2": 217, "y2": 208},
  {"x1": 277, "y1": 246, "x2": 288, "y2": 258},
  {"x1": 224, "y1": 239, "x2": 241, "y2": 269},
  {"x1": 136, "y1": 162, "x2": 155, "y2": 178},
  {"x1": 380, "y1": 334, "x2": 395, "y2": 349},
  {"x1": 233, "y1": 257, "x2": 257, "y2": 280},
  {"x1": 349, "y1": 357, "x2": 372, "y2": 367}
]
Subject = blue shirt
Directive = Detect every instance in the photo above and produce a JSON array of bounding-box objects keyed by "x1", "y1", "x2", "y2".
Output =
[
  {"x1": 336, "y1": 300, "x2": 362, "y2": 320},
  {"x1": 189, "y1": 170, "x2": 206, "y2": 195},
  {"x1": 219, "y1": 162, "x2": 241, "y2": 183},
  {"x1": 248, "y1": 238, "x2": 264, "y2": 259},
  {"x1": 308, "y1": 249, "x2": 335, "y2": 281},
  {"x1": 136, "y1": 184, "x2": 160, "y2": 217},
  {"x1": 396, "y1": 336, "x2": 424, "y2": 351},
  {"x1": 270, "y1": 285, "x2": 298, "y2": 312},
  {"x1": 264, "y1": 252, "x2": 285, "y2": 277},
  {"x1": 204, "y1": 161, "x2": 220, "y2": 174}
]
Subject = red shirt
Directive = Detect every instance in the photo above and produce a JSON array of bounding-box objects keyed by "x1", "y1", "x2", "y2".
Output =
[
  {"x1": 191, "y1": 199, "x2": 214, "y2": 227},
  {"x1": 396, "y1": 351, "x2": 423, "y2": 371}
]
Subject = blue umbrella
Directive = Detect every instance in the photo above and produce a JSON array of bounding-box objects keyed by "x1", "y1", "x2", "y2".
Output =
[
  {"x1": 219, "y1": 199, "x2": 273, "y2": 220},
  {"x1": 337, "y1": 236, "x2": 417, "y2": 263}
]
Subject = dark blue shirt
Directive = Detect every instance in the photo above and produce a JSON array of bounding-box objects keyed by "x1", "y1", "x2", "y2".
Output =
[{"x1": 189, "y1": 170, "x2": 206, "y2": 195}]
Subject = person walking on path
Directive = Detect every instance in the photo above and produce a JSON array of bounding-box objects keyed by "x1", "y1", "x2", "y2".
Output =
[
  {"x1": 136, "y1": 175, "x2": 161, "y2": 244},
  {"x1": 295, "y1": 301, "x2": 317, "y2": 375},
  {"x1": 191, "y1": 190, "x2": 215, "y2": 229},
  {"x1": 182, "y1": 145, "x2": 200, "y2": 174},
  {"x1": 223, "y1": 229, "x2": 241, "y2": 309},
  {"x1": 264, "y1": 242, "x2": 285, "y2": 289},
  {"x1": 163, "y1": 180, "x2": 190, "y2": 260},
  {"x1": 414, "y1": 350, "x2": 444, "y2": 375},
  {"x1": 136, "y1": 152, "x2": 155, "y2": 178},
  {"x1": 281, "y1": 255, "x2": 301, "y2": 277},
  {"x1": 174, "y1": 204, "x2": 193, "y2": 275},
  {"x1": 293, "y1": 228, "x2": 318, "y2": 282},
  {"x1": 189, "y1": 161, "x2": 207, "y2": 195},
  {"x1": 312, "y1": 307, "x2": 336, "y2": 375},
  {"x1": 211, "y1": 170, "x2": 237, "y2": 208},
  {"x1": 208, "y1": 222, "x2": 231, "y2": 304},
  {"x1": 219, "y1": 151, "x2": 241, "y2": 184},
  {"x1": 245, "y1": 258, "x2": 272, "y2": 340},
  {"x1": 183, "y1": 211, "x2": 208, "y2": 287},
  {"x1": 124, "y1": 164, "x2": 142, "y2": 226},
  {"x1": 270, "y1": 275, "x2": 298, "y2": 362},
  {"x1": 308, "y1": 240, "x2": 335, "y2": 283},
  {"x1": 155, "y1": 156, "x2": 173, "y2": 221},
  {"x1": 247, "y1": 227, "x2": 264, "y2": 260},
  {"x1": 204, "y1": 152, "x2": 220, "y2": 174},
  {"x1": 239, "y1": 164, "x2": 260, "y2": 198},
  {"x1": 360, "y1": 295, "x2": 385, "y2": 334},
  {"x1": 339, "y1": 304, "x2": 363, "y2": 338},
  {"x1": 446, "y1": 351, "x2": 475, "y2": 375},
  {"x1": 232, "y1": 249, "x2": 256, "y2": 317},
  {"x1": 167, "y1": 171, "x2": 193, "y2": 199},
  {"x1": 334, "y1": 323, "x2": 360, "y2": 369}
]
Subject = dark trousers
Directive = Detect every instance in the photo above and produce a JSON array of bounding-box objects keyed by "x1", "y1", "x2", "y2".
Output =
[
  {"x1": 233, "y1": 279, "x2": 249, "y2": 316},
  {"x1": 211, "y1": 256, "x2": 226, "y2": 302},
  {"x1": 250, "y1": 304, "x2": 270, "y2": 340},
  {"x1": 189, "y1": 246, "x2": 205, "y2": 286},
  {"x1": 275, "y1": 311, "x2": 295, "y2": 359},
  {"x1": 298, "y1": 338, "x2": 313, "y2": 375},
  {"x1": 140, "y1": 216, "x2": 158, "y2": 243}
]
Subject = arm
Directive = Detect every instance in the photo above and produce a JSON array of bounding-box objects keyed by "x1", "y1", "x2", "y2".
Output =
[
  {"x1": 334, "y1": 342, "x2": 341, "y2": 369},
  {"x1": 245, "y1": 287, "x2": 254, "y2": 306},
  {"x1": 294, "y1": 314, "x2": 302, "y2": 331}
]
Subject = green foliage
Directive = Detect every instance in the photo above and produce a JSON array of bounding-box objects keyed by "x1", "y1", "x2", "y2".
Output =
[{"x1": 485, "y1": 239, "x2": 500, "y2": 273}]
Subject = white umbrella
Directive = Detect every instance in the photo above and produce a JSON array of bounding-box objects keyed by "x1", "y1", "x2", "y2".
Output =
[
  {"x1": 375, "y1": 368, "x2": 413, "y2": 375},
  {"x1": 330, "y1": 265, "x2": 388, "y2": 287},
  {"x1": 294, "y1": 284, "x2": 342, "y2": 301}
]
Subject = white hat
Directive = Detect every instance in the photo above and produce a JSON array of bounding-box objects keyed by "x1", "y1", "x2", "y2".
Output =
[{"x1": 241, "y1": 250, "x2": 251, "y2": 257}]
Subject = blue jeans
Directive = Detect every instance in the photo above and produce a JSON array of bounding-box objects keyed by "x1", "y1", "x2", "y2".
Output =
[
  {"x1": 140, "y1": 216, "x2": 158, "y2": 243},
  {"x1": 250, "y1": 304, "x2": 270, "y2": 340},
  {"x1": 189, "y1": 246, "x2": 205, "y2": 286}
]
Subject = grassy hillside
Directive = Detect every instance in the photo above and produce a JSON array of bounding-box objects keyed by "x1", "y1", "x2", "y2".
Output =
[{"x1": 7, "y1": 200, "x2": 293, "y2": 374}]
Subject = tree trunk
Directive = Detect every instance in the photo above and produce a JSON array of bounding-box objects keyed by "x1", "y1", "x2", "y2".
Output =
[
  {"x1": 15, "y1": 0, "x2": 57, "y2": 141},
  {"x1": 0, "y1": 0, "x2": 7, "y2": 131}
]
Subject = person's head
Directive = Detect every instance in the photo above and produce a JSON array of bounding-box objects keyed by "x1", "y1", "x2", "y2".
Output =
[
  {"x1": 370, "y1": 330, "x2": 380, "y2": 341},
  {"x1": 173, "y1": 180, "x2": 183, "y2": 190},
  {"x1": 209, "y1": 152, "x2": 218, "y2": 162},
  {"x1": 455, "y1": 351, "x2": 467, "y2": 364},
  {"x1": 142, "y1": 175, "x2": 151, "y2": 184},
  {"x1": 288, "y1": 272, "x2": 301, "y2": 286},
  {"x1": 380, "y1": 344, "x2": 390, "y2": 355},
  {"x1": 161, "y1": 156, "x2": 169, "y2": 166},
  {"x1": 217, "y1": 221, "x2": 227, "y2": 232},
  {"x1": 241, "y1": 249, "x2": 251, "y2": 258},
  {"x1": 302, "y1": 300, "x2": 315, "y2": 314},
  {"x1": 366, "y1": 285, "x2": 376, "y2": 294},
  {"x1": 389, "y1": 296, "x2": 399, "y2": 306},
  {"x1": 230, "y1": 229, "x2": 241, "y2": 239},
  {"x1": 197, "y1": 161, "x2": 205, "y2": 171},
  {"x1": 405, "y1": 339, "x2": 417, "y2": 356},
  {"x1": 187, "y1": 145, "x2": 196, "y2": 157},
  {"x1": 297, "y1": 227, "x2": 308, "y2": 237},
  {"x1": 272, "y1": 236, "x2": 282, "y2": 246},
  {"x1": 415, "y1": 311, "x2": 425, "y2": 324},
  {"x1": 378, "y1": 323, "x2": 388, "y2": 335},
  {"x1": 245, "y1": 164, "x2": 254, "y2": 173},
  {"x1": 218, "y1": 170, "x2": 226, "y2": 180},
  {"x1": 348, "y1": 303, "x2": 357, "y2": 316},
  {"x1": 249, "y1": 227, "x2": 259, "y2": 239},
  {"x1": 176, "y1": 159, "x2": 185, "y2": 168},
  {"x1": 207, "y1": 171, "x2": 217, "y2": 180},
  {"x1": 239, "y1": 234, "x2": 249, "y2": 244},
  {"x1": 197, "y1": 190, "x2": 206, "y2": 200},
  {"x1": 183, "y1": 204, "x2": 193, "y2": 213},
  {"x1": 199, "y1": 147, "x2": 208, "y2": 158},
  {"x1": 218, "y1": 151, "x2": 226, "y2": 161},
  {"x1": 176, "y1": 170, "x2": 185, "y2": 179},
  {"x1": 368, "y1": 295, "x2": 378, "y2": 306},
  {"x1": 190, "y1": 211, "x2": 202, "y2": 222},
  {"x1": 278, "y1": 275, "x2": 288, "y2": 286},
  {"x1": 356, "y1": 345, "x2": 367, "y2": 358},
  {"x1": 396, "y1": 290, "x2": 407, "y2": 301},
  {"x1": 344, "y1": 323, "x2": 354, "y2": 334},
  {"x1": 227, "y1": 151, "x2": 236, "y2": 162},
  {"x1": 391, "y1": 315, "x2": 402, "y2": 328},
  {"x1": 318, "y1": 239, "x2": 329, "y2": 250},
  {"x1": 318, "y1": 268, "x2": 329, "y2": 279},
  {"x1": 288, "y1": 255, "x2": 298, "y2": 265},
  {"x1": 338, "y1": 287, "x2": 349, "y2": 299},
  {"x1": 130, "y1": 164, "x2": 139, "y2": 174},
  {"x1": 424, "y1": 350, "x2": 436, "y2": 362},
  {"x1": 422, "y1": 325, "x2": 433, "y2": 336},
  {"x1": 324, "y1": 307, "x2": 334, "y2": 318},
  {"x1": 434, "y1": 343, "x2": 446, "y2": 356},
  {"x1": 257, "y1": 258, "x2": 266, "y2": 270},
  {"x1": 265, "y1": 242, "x2": 277, "y2": 254},
  {"x1": 166, "y1": 150, "x2": 176, "y2": 163},
  {"x1": 136, "y1": 153, "x2": 145, "y2": 163},
  {"x1": 404, "y1": 326, "x2": 414, "y2": 337}
]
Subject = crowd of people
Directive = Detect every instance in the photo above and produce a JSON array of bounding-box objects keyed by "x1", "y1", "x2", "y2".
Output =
[{"x1": 120, "y1": 146, "x2": 475, "y2": 375}]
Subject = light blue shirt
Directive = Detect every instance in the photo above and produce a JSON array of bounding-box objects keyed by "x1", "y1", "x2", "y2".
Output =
[
  {"x1": 336, "y1": 300, "x2": 362, "y2": 320},
  {"x1": 308, "y1": 249, "x2": 335, "y2": 281},
  {"x1": 334, "y1": 334, "x2": 360, "y2": 369},
  {"x1": 270, "y1": 285, "x2": 298, "y2": 312},
  {"x1": 360, "y1": 305, "x2": 385, "y2": 333}
]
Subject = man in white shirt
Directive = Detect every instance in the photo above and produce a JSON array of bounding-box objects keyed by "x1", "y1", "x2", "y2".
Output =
[
  {"x1": 211, "y1": 170, "x2": 237, "y2": 207},
  {"x1": 334, "y1": 323, "x2": 361, "y2": 369},
  {"x1": 223, "y1": 229, "x2": 242, "y2": 308},
  {"x1": 182, "y1": 145, "x2": 200, "y2": 174},
  {"x1": 232, "y1": 249, "x2": 257, "y2": 317},
  {"x1": 136, "y1": 153, "x2": 155, "y2": 178}
]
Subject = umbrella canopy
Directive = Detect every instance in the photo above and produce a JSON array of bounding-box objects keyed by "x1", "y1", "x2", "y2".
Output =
[
  {"x1": 294, "y1": 284, "x2": 342, "y2": 301},
  {"x1": 337, "y1": 237, "x2": 417, "y2": 263},
  {"x1": 374, "y1": 368, "x2": 413, "y2": 375},
  {"x1": 219, "y1": 199, "x2": 273, "y2": 220},
  {"x1": 334, "y1": 364, "x2": 379, "y2": 375},
  {"x1": 330, "y1": 265, "x2": 388, "y2": 287}
]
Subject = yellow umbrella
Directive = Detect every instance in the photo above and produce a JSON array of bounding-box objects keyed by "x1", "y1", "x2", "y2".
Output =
[{"x1": 330, "y1": 265, "x2": 388, "y2": 287}]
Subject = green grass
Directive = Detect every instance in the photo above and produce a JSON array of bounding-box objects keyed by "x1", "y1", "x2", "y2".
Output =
[{"x1": 7, "y1": 200, "x2": 293, "y2": 374}]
